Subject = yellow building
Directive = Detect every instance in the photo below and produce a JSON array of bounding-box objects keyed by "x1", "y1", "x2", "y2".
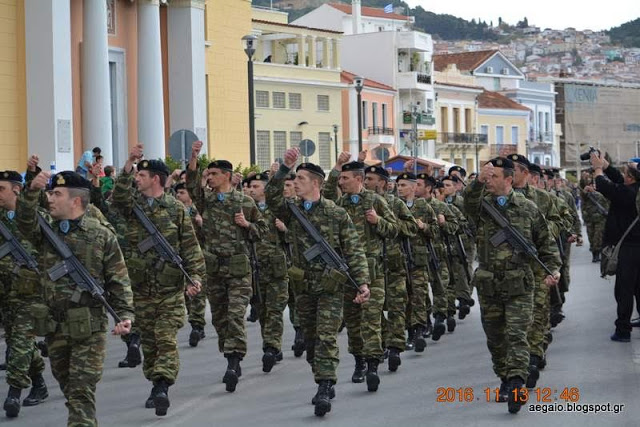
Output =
[{"x1": 250, "y1": 7, "x2": 344, "y2": 170}]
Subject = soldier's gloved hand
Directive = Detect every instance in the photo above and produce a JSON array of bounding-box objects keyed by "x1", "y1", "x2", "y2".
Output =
[
  {"x1": 365, "y1": 208, "x2": 379, "y2": 224},
  {"x1": 544, "y1": 272, "x2": 561, "y2": 287},
  {"x1": 353, "y1": 284, "x2": 370, "y2": 304},
  {"x1": 275, "y1": 218, "x2": 287, "y2": 232},
  {"x1": 186, "y1": 281, "x2": 202, "y2": 297},
  {"x1": 30, "y1": 171, "x2": 51, "y2": 191},
  {"x1": 112, "y1": 319, "x2": 132, "y2": 336}
]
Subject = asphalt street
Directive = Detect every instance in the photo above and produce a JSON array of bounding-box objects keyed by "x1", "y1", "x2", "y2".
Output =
[{"x1": 2, "y1": 230, "x2": 639, "y2": 426}]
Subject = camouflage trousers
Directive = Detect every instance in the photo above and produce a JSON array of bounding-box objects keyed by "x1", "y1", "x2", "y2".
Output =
[
  {"x1": 5, "y1": 299, "x2": 45, "y2": 389},
  {"x1": 527, "y1": 280, "x2": 550, "y2": 358},
  {"x1": 135, "y1": 290, "x2": 185, "y2": 385},
  {"x1": 465, "y1": 240, "x2": 477, "y2": 296},
  {"x1": 479, "y1": 291, "x2": 534, "y2": 381},
  {"x1": 288, "y1": 282, "x2": 299, "y2": 328},
  {"x1": 186, "y1": 283, "x2": 207, "y2": 328},
  {"x1": 406, "y1": 268, "x2": 430, "y2": 327},
  {"x1": 47, "y1": 329, "x2": 106, "y2": 427},
  {"x1": 343, "y1": 275, "x2": 385, "y2": 359},
  {"x1": 257, "y1": 272, "x2": 289, "y2": 352},
  {"x1": 296, "y1": 287, "x2": 343, "y2": 384},
  {"x1": 425, "y1": 260, "x2": 449, "y2": 319},
  {"x1": 447, "y1": 257, "x2": 471, "y2": 315},
  {"x1": 382, "y1": 271, "x2": 408, "y2": 351},
  {"x1": 559, "y1": 245, "x2": 572, "y2": 294},
  {"x1": 585, "y1": 220, "x2": 605, "y2": 253},
  {"x1": 207, "y1": 266, "x2": 252, "y2": 355}
]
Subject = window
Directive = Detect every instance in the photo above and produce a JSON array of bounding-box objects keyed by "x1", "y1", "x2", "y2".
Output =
[
  {"x1": 493, "y1": 77, "x2": 500, "y2": 90},
  {"x1": 544, "y1": 112, "x2": 550, "y2": 132},
  {"x1": 496, "y1": 126, "x2": 504, "y2": 144},
  {"x1": 372, "y1": 102, "x2": 378, "y2": 128},
  {"x1": 256, "y1": 131, "x2": 271, "y2": 170},
  {"x1": 465, "y1": 109, "x2": 472, "y2": 133},
  {"x1": 317, "y1": 95, "x2": 330, "y2": 111},
  {"x1": 362, "y1": 101, "x2": 368, "y2": 129},
  {"x1": 273, "y1": 92, "x2": 285, "y2": 109},
  {"x1": 289, "y1": 132, "x2": 302, "y2": 154},
  {"x1": 256, "y1": 90, "x2": 269, "y2": 108},
  {"x1": 274, "y1": 131, "x2": 287, "y2": 157},
  {"x1": 289, "y1": 93, "x2": 302, "y2": 110},
  {"x1": 318, "y1": 132, "x2": 331, "y2": 170},
  {"x1": 382, "y1": 104, "x2": 388, "y2": 129},
  {"x1": 480, "y1": 125, "x2": 489, "y2": 135},
  {"x1": 511, "y1": 126, "x2": 518, "y2": 144}
]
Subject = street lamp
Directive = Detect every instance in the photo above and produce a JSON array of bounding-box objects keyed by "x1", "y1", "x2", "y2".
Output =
[
  {"x1": 243, "y1": 34, "x2": 257, "y2": 166},
  {"x1": 332, "y1": 124, "x2": 339, "y2": 162},
  {"x1": 354, "y1": 76, "x2": 364, "y2": 153}
]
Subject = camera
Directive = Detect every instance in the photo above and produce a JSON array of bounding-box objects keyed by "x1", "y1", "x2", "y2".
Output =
[{"x1": 580, "y1": 146, "x2": 600, "y2": 161}]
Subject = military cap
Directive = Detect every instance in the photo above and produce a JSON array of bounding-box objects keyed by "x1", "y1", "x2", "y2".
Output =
[
  {"x1": 137, "y1": 159, "x2": 170, "y2": 177},
  {"x1": 508, "y1": 154, "x2": 530, "y2": 169},
  {"x1": 417, "y1": 173, "x2": 437, "y2": 188},
  {"x1": 0, "y1": 170, "x2": 23, "y2": 185},
  {"x1": 365, "y1": 165, "x2": 389, "y2": 180},
  {"x1": 296, "y1": 162, "x2": 325, "y2": 179},
  {"x1": 542, "y1": 168, "x2": 555, "y2": 179},
  {"x1": 49, "y1": 171, "x2": 91, "y2": 191},
  {"x1": 449, "y1": 165, "x2": 467, "y2": 177},
  {"x1": 528, "y1": 163, "x2": 542, "y2": 176},
  {"x1": 285, "y1": 172, "x2": 296, "y2": 181},
  {"x1": 435, "y1": 180, "x2": 445, "y2": 189},
  {"x1": 341, "y1": 161, "x2": 365, "y2": 172},
  {"x1": 396, "y1": 172, "x2": 417, "y2": 183},
  {"x1": 174, "y1": 182, "x2": 186, "y2": 192},
  {"x1": 440, "y1": 174, "x2": 460, "y2": 183},
  {"x1": 486, "y1": 157, "x2": 514, "y2": 169},
  {"x1": 208, "y1": 160, "x2": 233, "y2": 172},
  {"x1": 245, "y1": 172, "x2": 269, "y2": 184}
]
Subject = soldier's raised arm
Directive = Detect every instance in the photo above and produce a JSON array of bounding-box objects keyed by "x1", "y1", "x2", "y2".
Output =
[
  {"x1": 463, "y1": 163, "x2": 492, "y2": 223},
  {"x1": 113, "y1": 144, "x2": 143, "y2": 211},
  {"x1": 265, "y1": 148, "x2": 299, "y2": 221},
  {"x1": 323, "y1": 151, "x2": 351, "y2": 201},
  {"x1": 186, "y1": 141, "x2": 205, "y2": 204},
  {"x1": 370, "y1": 195, "x2": 398, "y2": 239},
  {"x1": 15, "y1": 170, "x2": 50, "y2": 245}
]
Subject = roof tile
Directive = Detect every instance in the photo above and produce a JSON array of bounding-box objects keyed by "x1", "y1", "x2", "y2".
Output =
[{"x1": 433, "y1": 50, "x2": 498, "y2": 72}]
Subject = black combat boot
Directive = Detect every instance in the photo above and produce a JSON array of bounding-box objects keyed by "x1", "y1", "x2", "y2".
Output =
[
  {"x1": 223, "y1": 353, "x2": 241, "y2": 392},
  {"x1": 405, "y1": 327, "x2": 415, "y2": 350},
  {"x1": 458, "y1": 299, "x2": 471, "y2": 320},
  {"x1": 538, "y1": 355, "x2": 547, "y2": 370},
  {"x1": 0, "y1": 346, "x2": 9, "y2": 371},
  {"x1": 36, "y1": 341, "x2": 48, "y2": 358},
  {"x1": 413, "y1": 325, "x2": 427, "y2": 353},
  {"x1": 311, "y1": 382, "x2": 335, "y2": 404},
  {"x1": 119, "y1": 333, "x2": 141, "y2": 368},
  {"x1": 432, "y1": 314, "x2": 446, "y2": 341},
  {"x1": 550, "y1": 307, "x2": 565, "y2": 327},
  {"x1": 247, "y1": 303, "x2": 259, "y2": 323},
  {"x1": 351, "y1": 355, "x2": 366, "y2": 383},
  {"x1": 338, "y1": 319, "x2": 346, "y2": 333},
  {"x1": 145, "y1": 383, "x2": 159, "y2": 409},
  {"x1": 507, "y1": 376, "x2": 527, "y2": 414},
  {"x1": 497, "y1": 378, "x2": 509, "y2": 402},
  {"x1": 592, "y1": 251, "x2": 600, "y2": 263},
  {"x1": 447, "y1": 315, "x2": 457, "y2": 332},
  {"x1": 153, "y1": 380, "x2": 170, "y2": 416},
  {"x1": 292, "y1": 327, "x2": 305, "y2": 357},
  {"x1": 526, "y1": 355, "x2": 541, "y2": 388},
  {"x1": 262, "y1": 347, "x2": 278, "y2": 373},
  {"x1": 3, "y1": 386, "x2": 21, "y2": 418},
  {"x1": 22, "y1": 374, "x2": 48, "y2": 406},
  {"x1": 423, "y1": 319, "x2": 433, "y2": 338},
  {"x1": 387, "y1": 347, "x2": 401, "y2": 372},
  {"x1": 189, "y1": 325, "x2": 205, "y2": 347},
  {"x1": 365, "y1": 358, "x2": 380, "y2": 392},
  {"x1": 314, "y1": 380, "x2": 333, "y2": 417}
]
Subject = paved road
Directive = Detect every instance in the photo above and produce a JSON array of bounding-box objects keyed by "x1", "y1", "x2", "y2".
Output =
[{"x1": 2, "y1": 235, "x2": 639, "y2": 426}]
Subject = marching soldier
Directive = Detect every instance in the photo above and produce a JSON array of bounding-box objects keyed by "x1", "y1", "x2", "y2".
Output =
[
  {"x1": 324, "y1": 155, "x2": 398, "y2": 391},
  {"x1": 17, "y1": 170, "x2": 134, "y2": 426},
  {"x1": 186, "y1": 141, "x2": 267, "y2": 393},
  {"x1": 112, "y1": 147, "x2": 204, "y2": 416},
  {"x1": 579, "y1": 173, "x2": 608, "y2": 262},
  {"x1": 265, "y1": 148, "x2": 370, "y2": 417}
]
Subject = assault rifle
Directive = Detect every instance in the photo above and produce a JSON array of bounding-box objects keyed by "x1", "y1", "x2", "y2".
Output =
[
  {"x1": 586, "y1": 192, "x2": 608, "y2": 216},
  {"x1": 287, "y1": 201, "x2": 361, "y2": 292},
  {"x1": 37, "y1": 214, "x2": 121, "y2": 323},
  {"x1": 455, "y1": 234, "x2": 472, "y2": 282},
  {"x1": 248, "y1": 240, "x2": 262, "y2": 304},
  {"x1": 0, "y1": 220, "x2": 39, "y2": 274}
]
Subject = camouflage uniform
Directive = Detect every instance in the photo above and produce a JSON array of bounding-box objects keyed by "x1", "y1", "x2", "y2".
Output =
[
  {"x1": 185, "y1": 169, "x2": 266, "y2": 359},
  {"x1": 17, "y1": 187, "x2": 134, "y2": 427},
  {"x1": 579, "y1": 186, "x2": 608, "y2": 256},
  {"x1": 449, "y1": 194, "x2": 476, "y2": 285},
  {"x1": 324, "y1": 170, "x2": 398, "y2": 365},
  {"x1": 112, "y1": 171, "x2": 205, "y2": 386},
  {"x1": 554, "y1": 188, "x2": 581, "y2": 294},
  {"x1": 442, "y1": 202, "x2": 472, "y2": 315},
  {"x1": 184, "y1": 204, "x2": 207, "y2": 331},
  {"x1": 463, "y1": 180, "x2": 561, "y2": 383},
  {"x1": 265, "y1": 165, "x2": 370, "y2": 386}
]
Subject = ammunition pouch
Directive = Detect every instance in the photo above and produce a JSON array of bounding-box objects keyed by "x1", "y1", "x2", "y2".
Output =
[
  {"x1": 203, "y1": 251, "x2": 219, "y2": 275},
  {"x1": 288, "y1": 266, "x2": 307, "y2": 294},
  {"x1": 319, "y1": 268, "x2": 347, "y2": 294},
  {"x1": 412, "y1": 245, "x2": 429, "y2": 268},
  {"x1": 157, "y1": 263, "x2": 184, "y2": 291},
  {"x1": 30, "y1": 303, "x2": 56, "y2": 337},
  {"x1": 15, "y1": 269, "x2": 40, "y2": 296},
  {"x1": 229, "y1": 254, "x2": 250, "y2": 278},
  {"x1": 387, "y1": 247, "x2": 404, "y2": 271},
  {"x1": 127, "y1": 257, "x2": 147, "y2": 284},
  {"x1": 499, "y1": 269, "x2": 530, "y2": 297},
  {"x1": 367, "y1": 257, "x2": 378, "y2": 281},
  {"x1": 59, "y1": 307, "x2": 106, "y2": 339},
  {"x1": 270, "y1": 253, "x2": 288, "y2": 279},
  {"x1": 472, "y1": 269, "x2": 495, "y2": 297}
]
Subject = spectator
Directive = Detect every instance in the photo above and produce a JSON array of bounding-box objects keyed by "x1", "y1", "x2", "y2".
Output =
[
  {"x1": 592, "y1": 152, "x2": 640, "y2": 342},
  {"x1": 100, "y1": 166, "x2": 115, "y2": 195},
  {"x1": 76, "y1": 147, "x2": 101, "y2": 178},
  {"x1": 93, "y1": 155, "x2": 106, "y2": 178}
]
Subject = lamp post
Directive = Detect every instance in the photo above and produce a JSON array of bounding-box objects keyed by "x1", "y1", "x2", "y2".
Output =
[
  {"x1": 354, "y1": 76, "x2": 364, "y2": 153},
  {"x1": 333, "y1": 124, "x2": 339, "y2": 162},
  {"x1": 243, "y1": 34, "x2": 257, "y2": 166}
]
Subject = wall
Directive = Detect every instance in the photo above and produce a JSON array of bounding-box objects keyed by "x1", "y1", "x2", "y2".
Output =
[
  {"x1": 477, "y1": 110, "x2": 529, "y2": 161},
  {"x1": 341, "y1": 32, "x2": 395, "y2": 87}
]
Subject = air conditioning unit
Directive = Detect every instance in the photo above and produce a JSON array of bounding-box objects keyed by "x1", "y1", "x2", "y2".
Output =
[
  {"x1": 485, "y1": 66, "x2": 494, "y2": 73},
  {"x1": 501, "y1": 68, "x2": 510, "y2": 75}
]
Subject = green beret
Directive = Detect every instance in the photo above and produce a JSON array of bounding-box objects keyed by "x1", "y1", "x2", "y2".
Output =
[
  {"x1": 137, "y1": 159, "x2": 170, "y2": 176},
  {"x1": 365, "y1": 165, "x2": 389, "y2": 180},
  {"x1": 448, "y1": 165, "x2": 467, "y2": 177},
  {"x1": 341, "y1": 161, "x2": 365, "y2": 172},
  {"x1": 0, "y1": 170, "x2": 23, "y2": 186},
  {"x1": 285, "y1": 172, "x2": 296, "y2": 181},
  {"x1": 245, "y1": 172, "x2": 269, "y2": 185},
  {"x1": 49, "y1": 171, "x2": 91, "y2": 191},
  {"x1": 296, "y1": 162, "x2": 325, "y2": 179},
  {"x1": 417, "y1": 173, "x2": 436, "y2": 188},
  {"x1": 174, "y1": 182, "x2": 186, "y2": 192},
  {"x1": 396, "y1": 172, "x2": 416, "y2": 183},
  {"x1": 208, "y1": 160, "x2": 233, "y2": 172},
  {"x1": 487, "y1": 157, "x2": 514, "y2": 169},
  {"x1": 508, "y1": 154, "x2": 530, "y2": 169},
  {"x1": 528, "y1": 164, "x2": 542, "y2": 176},
  {"x1": 441, "y1": 174, "x2": 460, "y2": 183}
]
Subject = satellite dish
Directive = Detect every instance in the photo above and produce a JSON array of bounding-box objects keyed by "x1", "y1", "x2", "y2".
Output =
[
  {"x1": 168, "y1": 129, "x2": 200, "y2": 167},
  {"x1": 374, "y1": 147, "x2": 390, "y2": 162},
  {"x1": 299, "y1": 139, "x2": 316, "y2": 157}
]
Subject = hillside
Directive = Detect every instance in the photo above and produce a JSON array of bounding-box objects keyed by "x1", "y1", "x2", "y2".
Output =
[{"x1": 608, "y1": 18, "x2": 640, "y2": 47}]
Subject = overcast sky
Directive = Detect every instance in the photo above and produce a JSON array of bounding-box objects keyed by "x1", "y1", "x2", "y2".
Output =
[{"x1": 402, "y1": 0, "x2": 640, "y2": 31}]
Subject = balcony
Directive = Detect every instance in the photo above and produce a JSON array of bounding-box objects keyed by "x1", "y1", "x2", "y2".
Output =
[
  {"x1": 396, "y1": 31, "x2": 432, "y2": 53},
  {"x1": 530, "y1": 131, "x2": 553, "y2": 143},
  {"x1": 367, "y1": 127, "x2": 395, "y2": 145},
  {"x1": 368, "y1": 127, "x2": 394, "y2": 135},
  {"x1": 402, "y1": 111, "x2": 435, "y2": 125},
  {"x1": 438, "y1": 133, "x2": 489, "y2": 145},
  {"x1": 490, "y1": 144, "x2": 518, "y2": 157},
  {"x1": 397, "y1": 71, "x2": 432, "y2": 91}
]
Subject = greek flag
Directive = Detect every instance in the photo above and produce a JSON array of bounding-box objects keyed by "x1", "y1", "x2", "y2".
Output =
[{"x1": 383, "y1": 3, "x2": 393, "y2": 13}]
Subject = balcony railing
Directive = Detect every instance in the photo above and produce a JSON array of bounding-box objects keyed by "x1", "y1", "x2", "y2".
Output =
[
  {"x1": 417, "y1": 73, "x2": 432, "y2": 84},
  {"x1": 490, "y1": 144, "x2": 518, "y2": 157},
  {"x1": 530, "y1": 131, "x2": 553, "y2": 143},
  {"x1": 438, "y1": 133, "x2": 489, "y2": 144},
  {"x1": 368, "y1": 127, "x2": 394, "y2": 135}
]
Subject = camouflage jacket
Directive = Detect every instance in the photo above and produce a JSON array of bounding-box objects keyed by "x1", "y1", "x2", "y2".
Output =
[
  {"x1": 112, "y1": 171, "x2": 205, "y2": 293},
  {"x1": 184, "y1": 203, "x2": 206, "y2": 245},
  {"x1": 186, "y1": 169, "x2": 267, "y2": 258},
  {"x1": 254, "y1": 201, "x2": 288, "y2": 275},
  {"x1": 265, "y1": 165, "x2": 370, "y2": 286},
  {"x1": 447, "y1": 193, "x2": 475, "y2": 237},
  {"x1": 555, "y1": 188, "x2": 582, "y2": 236},
  {"x1": 382, "y1": 193, "x2": 418, "y2": 274},
  {"x1": 463, "y1": 180, "x2": 561, "y2": 284},
  {"x1": 579, "y1": 187, "x2": 609, "y2": 220},
  {"x1": 514, "y1": 184, "x2": 563, "y2": 238},
  {"x1": 16, "y1": 188, "x2": 134, "y2": 321}
]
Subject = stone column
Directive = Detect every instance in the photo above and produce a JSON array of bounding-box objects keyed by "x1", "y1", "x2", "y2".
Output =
[
  {"x1": 82, "y1": 0, "x2": 113, "y2": 165},
  {"x1": 332, "y1": 38, "x2": 341, "y2": 70},
  {"x1": 322, "y1": 38, "x2": 330, "y2": 69},
  {"x1": 297, "y1": 34, "x2": 306, "y2": 67},
  {"x1": 138, "y1": 0, "x2": 166, "y2": 160},
  {"x1": 308, "y1": 36, "x2": 317, "y2": 68}
]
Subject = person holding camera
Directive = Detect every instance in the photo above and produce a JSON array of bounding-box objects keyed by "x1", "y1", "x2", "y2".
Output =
[{"x1": 591, "y1": 152, "x2": 640, "y2": 342}]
